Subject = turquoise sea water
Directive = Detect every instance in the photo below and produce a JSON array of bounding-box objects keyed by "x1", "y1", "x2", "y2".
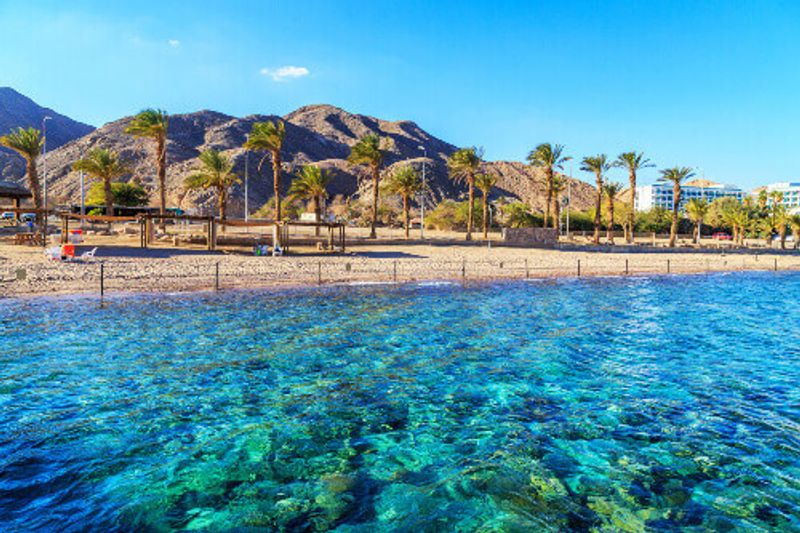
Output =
[{"x1": 2, "y1": 273, "x2": 800, "y2": 531}]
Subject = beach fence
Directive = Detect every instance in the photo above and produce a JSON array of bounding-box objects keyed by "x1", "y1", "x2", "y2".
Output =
[{"x1": 4, "y1": 253, "x2": 800, "y2": 299}]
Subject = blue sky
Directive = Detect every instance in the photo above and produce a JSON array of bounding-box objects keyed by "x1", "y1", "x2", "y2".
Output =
[{"x1": 0, "y1": 0, "x2": 798, "y2": 189}]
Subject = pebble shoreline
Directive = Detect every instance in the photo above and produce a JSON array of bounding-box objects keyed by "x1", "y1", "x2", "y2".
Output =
[{"x1": 2, "y1": 242, "x2": 797, "y2": 299}]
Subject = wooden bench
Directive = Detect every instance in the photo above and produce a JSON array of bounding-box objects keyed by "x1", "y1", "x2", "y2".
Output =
[{"x1": 13, "y1": 232, "x2": 43, "y2": 246}]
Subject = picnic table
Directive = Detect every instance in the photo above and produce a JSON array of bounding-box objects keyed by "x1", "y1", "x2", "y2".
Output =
[{"x1": 13, "y1": 232, "x2": 43, "y2": 246}]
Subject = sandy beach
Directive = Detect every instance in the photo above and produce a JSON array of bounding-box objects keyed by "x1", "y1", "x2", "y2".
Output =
[{"x1": 2, "y1": 233, "x2": 799, "y2": 299}]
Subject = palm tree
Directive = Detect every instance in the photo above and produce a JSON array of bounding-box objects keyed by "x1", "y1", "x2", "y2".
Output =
[
  {"x1": 72, "y1": 148, "x2": 130, "y2": 216},
  {"x1": 0, "y1": 127, "x2": 44, "y2": 211},
  {"x1": 289, "y1": 165, "x2": 331, "y2": 236},
  {"x1": 684, "y1": 198, "x2": 709, "y2": 245},
  {"x1": 769, "y1": 191, "x2": 783, "y2": 228},
  {"x1": 758, "y1": 189, "x2": 768, "y2": 211},
  {"x1": 580, "y1": 155, "x2": 611, "y2": 244},
  {"x1": 124, "y1": 109, "x2": 169, "y2": 225},
  {"x1": 789, "y1": 214, "x2": 800, "y2": 250},
  {"x1": 614, "y1": 152, "x2": 654, "y2": 243},
  {"x1": 348, "y1": 134, "x2": 393, "y2": 239},
  {"x1": 551, "y1": 176, "x2": 566, "y2": 234},
  {"x1": 527, "y1": 143, "x2": 571, "y2": 229},
  {"x1": 383, "y1": 165, "x2": 423, "y2": 239},
  {"x1": 447, "y1": 147, "x2": 483, "y2": 241},
  {"x1": 730, "y1": 204, "x2": 752, "y2": 246},
  {"x1": 475, "y1": 172, "x2": 497, "y2": 238},
  {"x1": 244, "y1": 120, "x2": 286, "y2": 222},
  {"x1": 660, "y1": 167, "x2": 696, "y2": 247},
  {"x1": 602, "y1": 182, "x2": 623, "y2": 244},
  {"x1": 184, "y1": 150, "x2": 240, "y2": 227},
  {"x1": 774, "y1": 205, "x2": 790, "y2": 249}
]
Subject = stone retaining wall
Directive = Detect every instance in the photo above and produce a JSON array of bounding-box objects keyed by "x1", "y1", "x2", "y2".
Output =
[{"x1": 502, "y1": 227, "x2": 558, "y2": 247}]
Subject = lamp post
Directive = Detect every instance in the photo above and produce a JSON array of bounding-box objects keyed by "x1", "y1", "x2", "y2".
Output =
[
  {"x1": 566, "y1": 169, "x2": 572, "y2": 238},
  {"x1": 418, "y1": 145, "x2": 426, "y2": 239},
  {"x1": 79, "y1": 148, "x2": 85, "y2": 229},
  {"x1": 697, "y1": 166, "x2": 704, "y2": 244},
  {"x1": 487, "y1": 202, "x2": 493, "y2": 250},
  {"x1": 42, "y1": 116, "x2": 51, "y2": 243},
  {"x1": 244, "y1": 148, "x2": 249, "y2": 224}
]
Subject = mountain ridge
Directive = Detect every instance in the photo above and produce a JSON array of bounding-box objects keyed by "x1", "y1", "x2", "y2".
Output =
[
  {"x1": 0, "y1": 87, "x2": 95, "y2": 180},
  {"x1": 0, "y1": 90, "x2": 596, "y2": 214}
]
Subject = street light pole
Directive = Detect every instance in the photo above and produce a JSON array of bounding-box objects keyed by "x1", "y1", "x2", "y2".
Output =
[
  {"x1": 79, "y1": 148, "x2": 85, "y2": 229},
  {"x1": 418, "y1": 145, "x2": 426, "y2": 239},
  {"x1": 42, "y1": 116, "x2": 51, "y2": 243},
  {"x1": 487, "y1": 203, "x2": 493, "y2": 250},
  {"x1": 244, "y1": 148, "x2": 249, "y2": 223},
  {"x1": 566, "y1": 169, "x2": 572, "y2": 238}
]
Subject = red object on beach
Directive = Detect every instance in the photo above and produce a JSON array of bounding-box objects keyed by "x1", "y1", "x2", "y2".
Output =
[{"x1": 62, "y1": 244, "x2": 75, "y2": 258}]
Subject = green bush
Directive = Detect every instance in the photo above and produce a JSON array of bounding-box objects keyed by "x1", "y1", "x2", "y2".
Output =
[
  {"x1": 565, "y1": 209, "x2": 595, "y2": 231},
  {"x1": 500, "y1": 201, "x2": 542, "y2": 228},
  {"x1": 426, "y1": 200, "x2": 483, "y2": 231},
  {"x1": 86, "y1": 182, "x2": 149, "y2": 207},
  {"x1": 254, "y1": 196, "x2": 304, "y2": 220}
]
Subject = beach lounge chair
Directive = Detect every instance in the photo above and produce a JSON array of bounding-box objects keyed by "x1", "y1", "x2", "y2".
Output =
[
  {"x1": 44, "y1": 246, "x2": 62, "y2": 261},
  {"x1": 79, "y1": 247, "x2": 98, "y2": 262}
]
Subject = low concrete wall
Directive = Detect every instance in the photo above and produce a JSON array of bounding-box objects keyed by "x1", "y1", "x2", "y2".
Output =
[{"x1": 502, "y1": 227, "x2": 558, "y2": 247}]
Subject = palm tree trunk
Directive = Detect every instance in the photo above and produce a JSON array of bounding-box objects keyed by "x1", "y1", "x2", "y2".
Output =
[
  {"x1": 553, "y1": 195, "x2": 561, "y2": 234},
  {"x1": 544, "y1": 168, "x2": 553, "y2": 229},
  {"x1": 370, "y1": 167, "x2": 379, "y2": 239},
  {"x1": 218, "y1": 186, "x2": 227, "y2": 233},
  {"x1": 466, "y1": 179, "x2": 474, "y2": 241},
  {"x1": 482, "y1": 194, "x2": 489, "y2": 238},
  {"x1": 627, "y1": 170, "x2": 636, "y2": 243},
  {"x1": 26, "y1": 159, "x2": 42, "y2": 212},
  {"x1": 593, "y1": 176, "x2": 602, "y2": 245},
  {"x1": 607, "y1": 202, "x2": 614, "y2": 244},
  {"x1": 403, "y1": 195, "x2": 410, "y2": 239},
  {"x1": 669, "y1": 186, "x2": 680, "y2": 247},
  {"x1": 694, "y1": 223, "x2": 700, "y2": 244},
  {"x1": 313, "y1": 197, "x2": 321, "y2": 237},
  {"x1": 272, "y1": 150, "x2": 282, "y2": 222},
  {"x1": 104, "y1": 177, "x2": 114, "y2": 217},
  {"x1": 157, "y1": 136, "x2": 167, "y2": 231},
  {"x1": 780, "y1": 227, "x2": 787, "y2": 249}
]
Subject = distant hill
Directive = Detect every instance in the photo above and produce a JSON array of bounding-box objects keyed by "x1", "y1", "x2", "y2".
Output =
[
  {"x1": 1, "y1": 89, "x2": 596, "y2": 214},
  {"x1": 0, "y1": 87, "x2": 95, "y2": 180}
]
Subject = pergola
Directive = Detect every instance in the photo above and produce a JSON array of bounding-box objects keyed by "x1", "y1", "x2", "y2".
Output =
[{"x1": 0, "y1": 180, "x2": 32, "y2": 219}]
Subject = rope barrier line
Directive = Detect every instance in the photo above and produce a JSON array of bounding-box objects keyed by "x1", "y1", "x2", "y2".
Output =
[{"x1": 5, "y1": 255, "x2": 800, "y2": 298}]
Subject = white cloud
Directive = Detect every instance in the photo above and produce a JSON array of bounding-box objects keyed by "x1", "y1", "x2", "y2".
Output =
[
  {"x1": 168, "y1": 39, "x2": 180, "y2": 48},
  {"x1": 260, "y1": 65, "x2": 310, "y2": 82}
]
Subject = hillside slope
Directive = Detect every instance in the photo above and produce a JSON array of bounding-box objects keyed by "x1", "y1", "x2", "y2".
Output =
[
  {"x1": 4, "y1": 95, "x2": 595, "y2": 214},
  {"x1": 0, "y1": 87, "x2": 94, "y2": 180}
]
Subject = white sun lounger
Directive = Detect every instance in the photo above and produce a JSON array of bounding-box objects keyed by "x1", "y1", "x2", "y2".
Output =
[{"x1": 80, "y1": 247, "x2": 98, "y2": 262}]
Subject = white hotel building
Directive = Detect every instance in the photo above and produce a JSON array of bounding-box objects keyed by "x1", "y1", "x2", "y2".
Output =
[
  {"x1": 635, "y1": 181, "x2": 746, "y2": 211},
  {"x1": 757, "y1": 182, "x2": 800, "y2": 212}
]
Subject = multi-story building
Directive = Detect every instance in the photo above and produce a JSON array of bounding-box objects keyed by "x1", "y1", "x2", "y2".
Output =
[
  {"x1": 754, "y1": 182, "x2": 800, "y2": 212},
  {"x1": 635, "y1": 180, "x2": 745, "y2": 211}
]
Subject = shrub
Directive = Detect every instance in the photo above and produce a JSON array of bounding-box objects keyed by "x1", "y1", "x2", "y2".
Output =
[
  {"x1": 254, "y1": 196, "x2": 304, "y2": 220},
  {"x1": 86, "y1": 182, "x2": 149, "y2": 207},
  {"x1": 500, "y1": 201, "x2": 543, "y2": 228},
  {"x1": 426, "y1": 200, "x2": 483, "y2": 231}
]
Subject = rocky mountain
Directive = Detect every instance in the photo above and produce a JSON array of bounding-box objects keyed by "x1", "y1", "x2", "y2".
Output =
[
  {"x1": 2, "y1": 92, "x2": 596, "y2": 214},
  {"x1": 0, "y1": 87, "x2": 95, "y2": 180}
]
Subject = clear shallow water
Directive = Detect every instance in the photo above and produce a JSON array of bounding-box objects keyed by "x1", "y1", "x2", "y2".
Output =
[{"x1": 2, "y1": 273, "x2": 800, "y2": 531}]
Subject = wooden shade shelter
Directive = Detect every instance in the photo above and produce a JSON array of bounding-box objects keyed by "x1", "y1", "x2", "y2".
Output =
[{"x1": 0, "y1": 180, "x2": 32, "y2": 220}]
